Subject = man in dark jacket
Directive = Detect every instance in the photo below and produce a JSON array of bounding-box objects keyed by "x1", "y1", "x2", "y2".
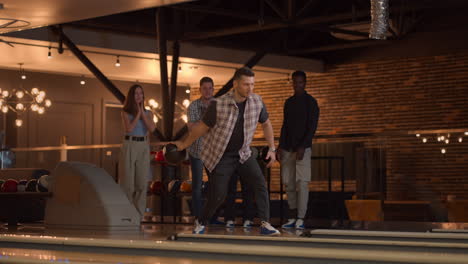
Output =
[{"x1": 278, "y1": 70, "x2": 320, "y2": 230}]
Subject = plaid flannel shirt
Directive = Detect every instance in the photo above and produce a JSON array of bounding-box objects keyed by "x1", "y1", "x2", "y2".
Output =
[
  {"x1": 187, "y1": 98, "x2": 207, "y2": 159},
  {"x1": 201, "y1": 91, "x2": 263, "y2": 172}
]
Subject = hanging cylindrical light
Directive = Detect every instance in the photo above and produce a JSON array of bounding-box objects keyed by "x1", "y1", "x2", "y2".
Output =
[{"x1": 369, "y1": 0, "x2": 389, "y2": 40}]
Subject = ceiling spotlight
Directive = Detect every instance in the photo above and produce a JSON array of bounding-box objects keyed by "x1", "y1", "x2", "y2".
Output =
[
  {"x1": 48, "y1": 46, "x2": 52, "y2": 59},
  {"x1": 115, "y1": 56, "x2": 120, "y2": 67}
]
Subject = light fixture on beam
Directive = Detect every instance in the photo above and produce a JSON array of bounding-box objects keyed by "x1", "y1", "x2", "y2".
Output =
[
  {"x1": 115, "y1": 56, "x2": 121, "y2": 67},
  {"x1": 48, "y1": 46, "x2": 52, "y2": 59},
  {"x1": 19, "y1": 63, "x2": 26, "y2": 80}
]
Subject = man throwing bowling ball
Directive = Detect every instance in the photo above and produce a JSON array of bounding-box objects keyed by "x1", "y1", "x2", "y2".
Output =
[{"x1": 170, "y1": 67, "x2": 280, "y2": 235}]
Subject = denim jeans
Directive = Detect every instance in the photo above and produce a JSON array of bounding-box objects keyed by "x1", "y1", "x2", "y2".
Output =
[{"x1": 190, "y1": 155, "x2": 204, "y2": 219}]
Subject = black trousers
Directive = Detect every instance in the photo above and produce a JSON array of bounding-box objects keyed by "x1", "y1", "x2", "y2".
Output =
[
  {"x1": 224, "y1": 172, "x2": 256, "y2": 222},
  {"x1": 201, "y1": 152, "x2": 270, "y2": 224}
]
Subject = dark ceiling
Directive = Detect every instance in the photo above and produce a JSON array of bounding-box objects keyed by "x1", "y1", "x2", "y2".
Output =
[{"x1": 63, "y1": 0, "x2": 468, "y2": 62}]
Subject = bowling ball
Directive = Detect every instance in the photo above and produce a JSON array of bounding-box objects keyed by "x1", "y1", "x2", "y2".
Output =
[
  {"x1": 201, "y1": 181, "x2": 209, "y2": 194},
  {"x1": 150, "y1": 180, "x2": 163, "y2": 195},
  {"x1": 163, "y1": 144, "x2": 186, "y2": 165},
  {"x1": 36, "y1": 175, "x2": 50, "y2": 192},
  {"x1": 180, "y1": 180, "x2": 192, "y2": 193},
  {"x1": 250, "y1": 146, "x2": 259, "y2": 159},
  {"x1": 26, "y1": 179, "x2": 38, "y2": 192},
  {"x1": 32, "y1": 169, "x2": 50, "y2": 180},
  {"x1": 167, "y1": 179, "x2": 182, "y2": 194},
  {"x1": 155, "y1": 150, "x2": 166, "y2": 163},
  {"x1": 260, "y1": 146, "x2": 271, "y2": 163},
  {"x1": 17, "y1": 179, "x2": 27, "y2": 192},
  {"x1": 1, "y1": 179, "x2": 18, "y2": 192}
]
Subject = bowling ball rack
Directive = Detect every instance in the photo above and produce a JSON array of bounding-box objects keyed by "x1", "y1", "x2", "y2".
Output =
[{"x1": 0, "y1": 192, "x2": 52, "y2": 227}]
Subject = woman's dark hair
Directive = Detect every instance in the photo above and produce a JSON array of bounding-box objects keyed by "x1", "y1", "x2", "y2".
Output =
[{"x1": 123, "y1": 84, "x2": 144, "y2": 115}]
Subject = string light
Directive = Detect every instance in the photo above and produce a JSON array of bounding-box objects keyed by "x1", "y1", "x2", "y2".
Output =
[
  {"x1": 80, "y1": 76, "x2": 86, "y2": 85},
  {"x1": 422, "y1": 138, "x2": 427, "y2": 143},
  {"x1": 459, "y1": 137, "x2": 463, "y2": 143},
  {"x1": 185, "y1": 89, "x2": 190, "y2": 94},
  {"x1": 441, "y1": 148, "x2": 446, "y2": 154},
  {"x1": 415, "y1": 134, "x2": 420, "y2": 137}
]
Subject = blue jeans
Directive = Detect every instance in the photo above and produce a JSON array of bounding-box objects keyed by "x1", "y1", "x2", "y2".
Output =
[{"x1": 190, "y1": 155, "x2": 204, "y2": 219}]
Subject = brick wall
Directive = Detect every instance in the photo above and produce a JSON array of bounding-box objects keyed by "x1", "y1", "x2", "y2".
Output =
[{"x1": 190, "y1": 50, "x2": 468, "y2": 201}]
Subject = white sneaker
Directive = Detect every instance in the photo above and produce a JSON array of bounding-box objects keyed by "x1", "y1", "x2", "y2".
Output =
[
  {"x1": 281, "y1": 218, "x2": 296, "y2": 229},
  {"x1": 226, "y1": 220, "x2": 235, "y2": 228},
  {"x1": 260, "y1": 221, "x2": 280, "y2": 236},
  {"x1": 193, "y1": 221, "x2": 205, "y2": 234},
  {"x1": 295, "y1": 219, "x2": 304, "y2": 229},
  {"x1": 243, "y1": 220, "x2": 253, "y2": 228}
]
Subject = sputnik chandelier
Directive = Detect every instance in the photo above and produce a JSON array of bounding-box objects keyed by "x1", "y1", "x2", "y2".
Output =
[
  {"x1": 415, "y1": 129, "x2": 467, "y2": 154},
  {"x1": 146, "y1": 98, "x2": 190, "y2": 124},
  {"x1": 0, "y1": 64, "x2": 52, "y2": 127}
]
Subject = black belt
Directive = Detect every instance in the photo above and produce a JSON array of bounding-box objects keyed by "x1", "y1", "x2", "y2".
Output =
[{"x1": 125, "y1": 135, "x2": 147, "y2": 141}]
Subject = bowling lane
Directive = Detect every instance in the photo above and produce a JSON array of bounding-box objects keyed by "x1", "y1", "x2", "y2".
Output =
[{"x1": 0, "y1": 247, "x2": 275, "y2": 264}]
